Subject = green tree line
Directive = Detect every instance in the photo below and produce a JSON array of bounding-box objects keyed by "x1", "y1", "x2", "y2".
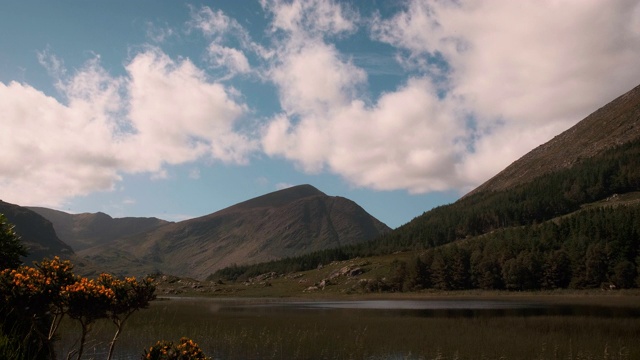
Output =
[
  {"x1": 384, "y1": 205, "x2": 639, "y2": 291},
  {"x1": 210, "y1": 140, "x2": 640, "y2": 287}
]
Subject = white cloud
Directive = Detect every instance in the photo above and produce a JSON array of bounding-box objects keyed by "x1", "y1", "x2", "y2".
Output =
[
  {"x1": 3, "y1": 1, "x2": 640, "y2": 210},
  {"x1": 146, "y1": 21, "x2": 176, "y2": 43},
  {"x1": 0, "y1": 80, "x2": 122, "y2": 206},
  {"x1": 372, "y1": 0, "x2": 640, "y2": 184},
  {"x1": 189, "y1": 5, "x2": 272, "y2": 61},
  {"x1": 262, "y1": 0, "x2": 640, "y2": 194},
  {"x1": 261, "y1": 0, "x2": 357, "y2": 38},
  {"x1": 269, "y1": 40, "x2": 367, "y2": 117},
  {"x1": 122, "y1": 49, "x2": 255, "y2": 170},
  {"x1": 188, "y1": 6, "x2": 232, "y2": 40},
  {"x1": 0, "y1": 49, "x2": 256, "y2": 207},
  {"x1": 261, "y1": 0, "x2": 469, "y2": 191},
  {"x1": 206, "y1": 44, "x2": 251, "y2": 75},
  {"x1": 275, "y1": 182, "x2": 294, "y2": 190}
]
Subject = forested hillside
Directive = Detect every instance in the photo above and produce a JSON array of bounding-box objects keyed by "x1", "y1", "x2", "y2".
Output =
[{"x1": 211, "y1": 139, "x2": 640, "y2": 289}]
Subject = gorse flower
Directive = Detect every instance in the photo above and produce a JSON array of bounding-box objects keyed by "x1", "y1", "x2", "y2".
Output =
[
  {"x1": 0, "y1": 256, "x2": 157, "y2": 360},
  {"x1": 142, "y1": 337, "x2": 210, "y2": 360}
]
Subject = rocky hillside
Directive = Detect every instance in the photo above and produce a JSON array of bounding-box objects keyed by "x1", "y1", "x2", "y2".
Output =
[
  {"x1": 28, "y1": 207, "x2": 170, "y2": 251},
  {"x1": 78, "y1": 185, "x2": 391, "y2": 279},
  {"x1": 467, "y1": 83, "x2": 640, "y2": 197}
]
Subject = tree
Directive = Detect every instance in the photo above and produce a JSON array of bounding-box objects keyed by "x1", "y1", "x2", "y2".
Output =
[
  {"x1": 430, "y1": 250, "x2": 452, "y2": 290},
  {"x1": 1, "y1": 257, "x2": 156, "y2": 360},
  {"x1": 584, "y1": 243, "x2": 608, "y2": 288},
  {"x1": 387, "y1": 260, "x2": 407, "y2": 292},
  {"x1": 449, "y1": 247, "x2": 471, "y2": 290},
  {"x1": 0, "y1": 214, "x2": 28, "y2": 270},
  {"x1": 611, "y1": 260, "x2": 636, "y2": 289},
  {"x1": 470, "y1": 251, "x2": 503, "y2": 290},
  {"x1": 404, "y1": 256, "x2": 430, "y2": 291},
  {"x1": 97, "y1": 274, "x2": 156, "y2": 360},
  {"x1": 63, "y1": 277, "x2": 116, "y2": 360},
  {"x1": 542, "y1": 250, "x2": 572, "y2": 289},
  {"x1": 0, "y1": 257, "x2": 76, "y2": 360},
  {"x1": 502, "y1": 252, "x2": 541, "y2": 291}
]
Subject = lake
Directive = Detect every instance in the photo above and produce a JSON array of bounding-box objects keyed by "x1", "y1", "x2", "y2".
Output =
[{"x1": 56, "y1": 296, "x2": 640, "y2": 359}]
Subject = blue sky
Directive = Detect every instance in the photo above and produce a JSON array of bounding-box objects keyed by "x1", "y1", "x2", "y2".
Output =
[{"x1": 1, "y1": 1, "x2": 640, "y2": 229}]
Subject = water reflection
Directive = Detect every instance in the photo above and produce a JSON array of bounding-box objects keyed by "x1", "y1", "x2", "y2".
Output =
[{"x1": 221, "y1": 298, "x2": 640, "y2": 319}]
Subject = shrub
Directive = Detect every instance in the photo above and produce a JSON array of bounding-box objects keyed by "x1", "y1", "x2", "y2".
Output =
[
  {"x1": 142, "y1": 337, "x2": 210, "y2": 360},
  {"x1": 0, "y1": 256, "x2": 156, "y2": 360}
]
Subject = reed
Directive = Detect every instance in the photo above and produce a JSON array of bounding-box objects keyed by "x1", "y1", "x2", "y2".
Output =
[{"x1": 55, "y1": 297, "x2": 640, "y2": 360}]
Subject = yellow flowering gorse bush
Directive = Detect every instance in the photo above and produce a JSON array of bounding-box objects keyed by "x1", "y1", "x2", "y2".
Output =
[
  {"x1": 0, "y1": 256, "x2": 157, "y2": 360},
  {"x1": 142, "y1": 337, "x2": 210, "y2": 360}
]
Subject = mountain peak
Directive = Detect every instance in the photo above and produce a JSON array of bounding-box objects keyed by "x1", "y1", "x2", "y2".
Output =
[{"x1": 228, "y1": 184, "x2": 326, "y2": 211}]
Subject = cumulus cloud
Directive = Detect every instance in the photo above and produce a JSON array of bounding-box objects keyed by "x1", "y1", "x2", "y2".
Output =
[
  {"x1": 372, "y1": 0, "x2": 640, "y2": 184},
  {"x1": 269, "y1": 40, "x2": 367, "y2": 117},
  {"x1": 3, "y1": 0, "x2": 640, "y2": 209},
  {"x1": 0, "y1": 49, "x2": 255, "y2": 207},
  {"x1": 189, "y1": 5, "x2": 271, "y2": 61},
  {"x1": 122, "y1": 49, "x2": 254, "y2": 170},
  {"x1": 0, "y1": 80, "x2": 122, "y2": 206},
  {"x1": 262, "y1": 0, "x2": 640, "y2": 194},
  {"x1": 261, "y1": 0, "x2": 357, "y2": 38},
  {"x1": 188, "y1": 6, "x2": 234, "y2": 40},
  {"x1": 206, "y1": 44, "x2": 251, "y2": 75},
  {"x1": 261, "y1": 0, "x2": 469, "y2": 191}
]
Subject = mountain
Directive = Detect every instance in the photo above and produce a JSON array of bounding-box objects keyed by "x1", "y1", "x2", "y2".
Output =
[
  {"x1": 78, "y1": 184, "x2": 391, "y2": 279},
  {"x1": 383, "y1": 83, "x2": 640, "y2": 248},
  {"x1": 27, "y1": 207, "x2": 170, "y2": 251},
  {"x1": 209, "y1": 83, "x2": 640, "y2": 290},
  {"x1": 467, "y1": 83, "x2": 640, "y2": 197},
  {"x1": 0, "y1": 200, "x2": 74, "y2": 264}
]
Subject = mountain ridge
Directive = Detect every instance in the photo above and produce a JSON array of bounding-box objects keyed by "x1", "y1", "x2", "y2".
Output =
[
  {"x1": 67, "y1": 184, "x2": 391, "y2": 279},
  {"x1": 0, "y1": 200, "x2": 74, "y2": 264},
  {"x1": 27, "y1": 207, "x2": 170, "y2": 251},
  {"x1": 466, "y1": 83, "x2": 640, "y2": 197}
]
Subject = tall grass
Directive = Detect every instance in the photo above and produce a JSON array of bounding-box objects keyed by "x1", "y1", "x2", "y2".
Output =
[{"x1": 55, "y1": 298, "x2": 640, "y2": 360}]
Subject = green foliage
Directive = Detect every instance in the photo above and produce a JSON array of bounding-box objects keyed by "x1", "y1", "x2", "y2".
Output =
[
  {"x1": 377, "y1": 206, "x2": 640, "y2": 292},
  {"x1": 0, "y1": 213, "x2": 28, "y2": 270},
  {"x1": 0, "y1": 254, "x2": 156, "y2": 360}
]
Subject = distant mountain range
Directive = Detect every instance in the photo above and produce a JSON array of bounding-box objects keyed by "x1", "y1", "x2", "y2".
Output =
[
  {"x1": 2, "y1": 185, "x2": 390, "y2": 279},
  {"x1": 27, "y1": 207, "x2": 170, "y2": 251},
  {"x1": 4, "y1": 83, "x2": 640, "y2": 285}
]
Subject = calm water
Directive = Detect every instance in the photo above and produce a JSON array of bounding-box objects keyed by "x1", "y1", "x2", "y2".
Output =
[{"x1": 57, "y1": 297, "x2": 640, "y2": 360}]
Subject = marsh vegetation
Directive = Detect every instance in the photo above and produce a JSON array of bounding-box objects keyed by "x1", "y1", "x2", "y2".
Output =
[{"x1": 56, "y1": 296, "x2": 640, "y2": 360}]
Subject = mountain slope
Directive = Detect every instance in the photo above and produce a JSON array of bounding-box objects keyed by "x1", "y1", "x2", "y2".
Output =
[
  {"x1": 0, "y1": 200, "x2": 74, "y2": 264},
  {"x1": 208, "y1": 84, "x2": 640, "y2": 289},
  {"x1": 28, "y1": 207, "x2": 170, "y2": 251},
  {"x1": 467, "y1": 83, "x2": 640, "y2": 197},
  {"x1": 79, "y1": 185, "x2": 391, "y2": 279},
  {"x1": 379, "y1": 83, "x2": 640, "y2": 251}
]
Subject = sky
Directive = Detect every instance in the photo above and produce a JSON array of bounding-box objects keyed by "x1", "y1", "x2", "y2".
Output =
[{"x1": 1, "y1": 1, "x2": 640, "y2": 229}]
